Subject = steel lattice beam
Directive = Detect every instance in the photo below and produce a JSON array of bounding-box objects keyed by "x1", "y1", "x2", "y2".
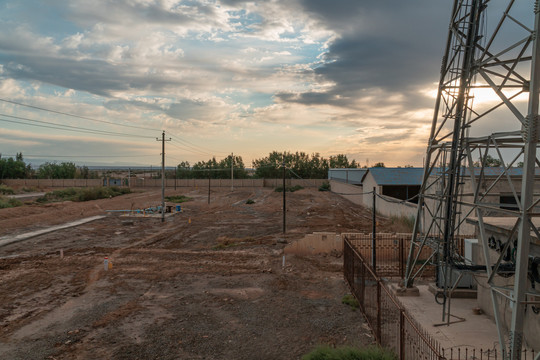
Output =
[{"x1": 403, "y1": 1, "x2": 540, "y2": 358}]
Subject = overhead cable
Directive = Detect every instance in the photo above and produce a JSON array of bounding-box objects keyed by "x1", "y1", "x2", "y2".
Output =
[
  {"x1": 0, "y1": 98, "x2": 157, "y2": 131},
  {"x1": 0, "y1": 113, "x2": 155, "y2": 139}
]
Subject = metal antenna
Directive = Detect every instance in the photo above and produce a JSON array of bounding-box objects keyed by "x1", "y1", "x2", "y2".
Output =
[{"x1": 403, "y1": 1, "x2": 540, "y2": 358}]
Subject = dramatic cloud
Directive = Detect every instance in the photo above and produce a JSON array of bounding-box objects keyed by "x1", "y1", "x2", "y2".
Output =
[{"x1": 1, "y1": 0, "x2": 515, "y2": 167}]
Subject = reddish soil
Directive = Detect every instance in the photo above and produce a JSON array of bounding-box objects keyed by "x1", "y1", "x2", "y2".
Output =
[{"x1": 0, "y1": 187, "x2": 391, "y2": 359}]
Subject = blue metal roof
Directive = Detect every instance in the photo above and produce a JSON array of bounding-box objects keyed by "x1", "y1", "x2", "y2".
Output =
[{"x1": 368, "y1": 167, "x2": 423, "y2": 186}]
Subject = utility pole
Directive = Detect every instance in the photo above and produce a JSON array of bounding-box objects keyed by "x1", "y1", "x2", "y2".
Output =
[
  {"x1": 156, "y1": 131, "x2": 171, "y2": 223},
  {"x1": 231, "y1": 152, "x2": 234, "y2": 192},
  {"x1": 208, "y1": 170, "x2": 211, "y2": 204},
  {"x1": 282, "y1": 159, "x2": 286, "y2": 234},
  {"x1": 372, "y1": 187, "x2": 377, "y2": 273}
]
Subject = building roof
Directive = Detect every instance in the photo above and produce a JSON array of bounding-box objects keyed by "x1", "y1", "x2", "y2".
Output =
[
  {"x1": 328, "y1": 168, "x2": 367, "y2": 185},
  {"x1": 367, "y1": 167, "x2": 423, "y2": 186}
]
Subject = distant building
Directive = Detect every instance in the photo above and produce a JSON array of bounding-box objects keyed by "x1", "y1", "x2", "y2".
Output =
[
  {"x1": 362, "y1": 167, "x2": 423, "y2": 205},
  {"x1": 328, "y1": 168, "x2": 367, "y2": 185}
]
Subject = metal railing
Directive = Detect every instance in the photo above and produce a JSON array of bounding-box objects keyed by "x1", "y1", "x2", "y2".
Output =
[
  {"x1": 343, "y1": 237, "x2": 536, "y2": 360},
  {"x1": 345, "y1": 233, "x2": 439, "y2": 278},
  {"x1": 344, "y1": 237, "x2": 445, "y2": 359}
]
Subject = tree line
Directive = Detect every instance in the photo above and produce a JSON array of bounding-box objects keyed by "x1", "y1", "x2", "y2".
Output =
[
  {"x1": 1, "y1": 151, "x2": 364, "y2": 180},
  {"x1": 175, "y1": 151, "x2": 360, "y2": 179},
  {"x1": 0, "y1": 153, "x2": 98, "y2": 179}
]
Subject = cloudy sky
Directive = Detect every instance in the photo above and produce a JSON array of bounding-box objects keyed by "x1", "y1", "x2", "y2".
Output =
[{"x1": 0, "y1": 0, "x2": 455, "y2": 167}]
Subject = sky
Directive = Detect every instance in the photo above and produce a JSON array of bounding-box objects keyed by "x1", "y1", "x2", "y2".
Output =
[{"x1": 0, "y1": 0, "x2": 460, "y2": 167}]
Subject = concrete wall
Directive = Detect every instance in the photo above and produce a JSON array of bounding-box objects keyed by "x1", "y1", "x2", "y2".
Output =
[
  {"x1": 1, "y1": 179, "x2": 103, "y2": 188},
  {"x1": 331, "y1": 177, "x2": 417, "y2": 221},
  {"x1": 134, "y1": 178, "x2": 325, "y2": 188},
  {"x1": 474, "y1": 226, "x2": 540, "y2": 352},
  {"x1": 375, "y1": 194, "x2": 417, "y2": 219},
  {"x1": 361, "y1": 172, "x2": 379, "y2": 207},
  {"x1": 1, "y1": 178, "x2": 326, "y2": 189},
  {"x1": 329, "y1": 180, "x2": 364, "y2": 206},
  {"x1": 284, "y1": 232, "x2": 342, "y2": 255},
  {"x1": 328, "y1": 169, "x2": 365, "y2": 184},
  {"x1": 423, "y1": 174, "x2": 540, "y2": 236}
]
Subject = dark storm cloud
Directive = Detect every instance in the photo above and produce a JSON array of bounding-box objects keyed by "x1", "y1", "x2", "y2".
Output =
[{"x1": 277, "y1": 0, "x2": 452, "y2": 108}]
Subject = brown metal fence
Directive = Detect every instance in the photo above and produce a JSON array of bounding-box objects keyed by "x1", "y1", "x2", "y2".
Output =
[
  {"x1": 343, "y1": 237, "x2": 536, "y2": 360},
  {"x1": 345, "y1": 233, "x2": 436, "y2": 278},
  {"x1": 344, "y1": 237, "x2": 445, "y2": 359}
]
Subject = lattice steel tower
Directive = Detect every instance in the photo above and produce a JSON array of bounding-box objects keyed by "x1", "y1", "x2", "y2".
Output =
[{"x1": 403, "y1": 1, "x2": 540, "y2": 359}]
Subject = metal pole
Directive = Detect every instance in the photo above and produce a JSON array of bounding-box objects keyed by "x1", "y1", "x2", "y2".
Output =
[
  {"x1": 403, "y1": 0, "x2": 460, "y2": 288},
  {"x1": 156, "y1": 131, "x2": 170, "y2": 223},
  {"x1": 372, "y1": 187, "x2": 377, "y2": 272},
  {"x1": 161, "y1": 131, "x2": 165, "y2": 223},
  {"x1": 509, "y1": 4, "x2": 540, "y2": 358},
  {"x1": 231, "y1": 152, "x2": 234, "y2": 192},
  {"x1": 283, "y1": 160, "x2": 286, "y2": 234},
  {"x1": 208, "y1": 172, "x2": 210, "y2": 204}
]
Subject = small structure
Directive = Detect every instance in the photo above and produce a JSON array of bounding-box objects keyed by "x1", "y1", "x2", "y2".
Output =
[
  {"x1": 467, "y1": 217, "x2": 540, "y2": 352},
  {"x1": 328, "y1": 168, "x2": 367, "y2": 207},
  {"x1": 328, "y1": 168, "x2": 367, "y2": 185},
  {"x1": 362, "y1": 167, "x2": 423, "y2": 207}
]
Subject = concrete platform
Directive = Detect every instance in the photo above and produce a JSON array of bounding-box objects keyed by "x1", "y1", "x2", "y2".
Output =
[
  {"x1": 427, "y1": 283, "x2": 477, "y2": 299},
  {"x1": 394, "y1": 283, "x2": 501, "y2": 352}
]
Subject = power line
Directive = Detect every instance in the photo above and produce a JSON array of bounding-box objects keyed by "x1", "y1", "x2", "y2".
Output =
[
  {"x1": 168, "y1": 140, "x2": 215, "y2": 157},
  {"x1": 1, "y1": 154, "x2": 156, "y2": 158},
  {"x1": 0, "y1": 98, "x2": 231, "y2": 156},
  {"x1": 168, "y1": 132, "x2": 228, "y2": 156},
  {"x1": 0, "y1": 113, "x2": 155, "y2": 139},
  {"x1": 0, "y1": 98, "x2": 157, "y2": 131}
]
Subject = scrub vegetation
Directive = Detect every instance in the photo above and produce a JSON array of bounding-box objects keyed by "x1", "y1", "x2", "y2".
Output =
[
  {"x1": 36, "y1": 187, "x2": 130, "y2": 203},
  {"x1": 302, "y1": 345, "x2": 396, "y2": 360}
]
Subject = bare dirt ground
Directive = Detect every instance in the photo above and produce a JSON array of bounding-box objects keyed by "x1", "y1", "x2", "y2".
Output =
[{"x1": 0, "y1": 187, "x2": 394, "y2": 359}]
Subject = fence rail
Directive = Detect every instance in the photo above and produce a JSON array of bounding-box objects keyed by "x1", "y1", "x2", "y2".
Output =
[
  {"x1": 345, "y1": 233, "x2": 437, "y2": 278},
  {"x1": 344, "y1": 237, "x2": 445, "y2": 359},
  {"x1": 343, "y1": 237, "x2": 535, "y2": 360}
]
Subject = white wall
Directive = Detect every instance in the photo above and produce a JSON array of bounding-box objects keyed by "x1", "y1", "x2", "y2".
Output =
[{"x1": 329, "y1": 180, "x2": 364, "y2": 206}]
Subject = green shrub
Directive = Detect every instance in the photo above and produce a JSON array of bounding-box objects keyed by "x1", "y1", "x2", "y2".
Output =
[
  {"x1": 319, "y1": 181, "x2": 331, "y2": 191},
  {"x1": 0, "y1": 184, "x2": 15, "y2": 195},
  {"x1": 246, "y1": 199, "x2": 255, "y2": 204},
  {"x1": 274, "y1": 185, "x2": 304, "y2": 192},
  {"x1": 21, "y1": 186, "x2": 38, "y2": 193},
  {"x1": 302, "y1": 345, "x2": 396, "y2": 360},
  {"x1": 0, "y1": 196, "x2": 22, "y2": 209},
  {"x1": 165, "y1": 195, "x2": 192, "y2": 203},
  {"x1": 341, "y1": 294, "x2": 359, "y2": 310},
  {"x1": 37, "y1": 187, "x2": 131, "y2": 203}
]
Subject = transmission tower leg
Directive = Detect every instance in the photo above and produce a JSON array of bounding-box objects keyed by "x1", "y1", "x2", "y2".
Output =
[{"x1": 508, "y1": 5, "x2": 540, "y2": 359}]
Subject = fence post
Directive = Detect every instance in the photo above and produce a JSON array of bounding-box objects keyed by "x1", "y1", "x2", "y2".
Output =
[
  {"x1": 400, "y1": 237, "x2": 405, "y2": 279},
  {"x1": 399, "y1": 310, "x2": 405, "y2": 360},
  {"x1": 372, "y1": 187, "x2": 377, "y2": 272},
  {"x1": 376, "y1": 280, "x2": 382, "y2": 343}
]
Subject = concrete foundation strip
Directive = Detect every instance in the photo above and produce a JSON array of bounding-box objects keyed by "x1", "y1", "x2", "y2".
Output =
[{"x1": 0, "y1": 215, "x2": 106, "y2": 248}]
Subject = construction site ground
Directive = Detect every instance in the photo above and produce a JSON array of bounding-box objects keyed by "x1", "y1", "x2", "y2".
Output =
[{"x1": 0, "y1": 187, "x2": 400, "y2": 360}]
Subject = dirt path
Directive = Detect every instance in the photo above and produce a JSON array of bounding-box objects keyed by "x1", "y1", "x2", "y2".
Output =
[{"x1": 0, "y1": 187, "x2": 383, "y2": 359}]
